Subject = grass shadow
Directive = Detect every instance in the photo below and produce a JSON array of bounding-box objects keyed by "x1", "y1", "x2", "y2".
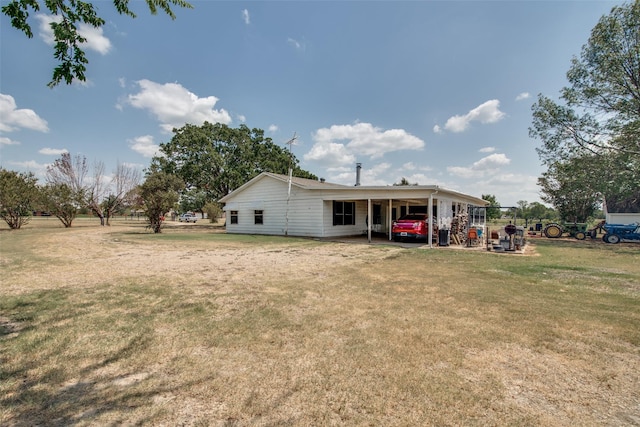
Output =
[{"x1": 0, "y1": 288, "x2": 206, "y2": 425}]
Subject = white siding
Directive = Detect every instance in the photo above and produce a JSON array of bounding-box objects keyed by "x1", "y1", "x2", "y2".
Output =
[
  {"x1": 319, "y1": 200, "x2": 368, "y2": 238},
  {"x1": 221, "y1": 173, "x2": 488, "y2": 239},
  {"x1": 606, "y1": 213, "x2": 640, "y2": 224},
  {"x1": 224, "y1": 177, "x2": 325, "y2": 237}
]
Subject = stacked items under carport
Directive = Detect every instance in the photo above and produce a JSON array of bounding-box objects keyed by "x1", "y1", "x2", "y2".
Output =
[{"x1": 450, "y1": 212, "x2": 469, "y2": 245}]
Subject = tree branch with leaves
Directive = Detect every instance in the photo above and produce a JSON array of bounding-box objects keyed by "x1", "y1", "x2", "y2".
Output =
[{"x1": 2, "y1": 0, "x2": 192, "y2": 87}]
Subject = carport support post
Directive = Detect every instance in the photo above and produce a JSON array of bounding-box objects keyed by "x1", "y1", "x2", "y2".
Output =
[
  {"x1": 428, "y1": 192, "x2": 434, "y2": 248},
  {"x1": 367, "y1": 198, "x2": 372, "y2": 243},
  {"x1": 388, "y1": 199, "x2": 393, "y2": 241}
]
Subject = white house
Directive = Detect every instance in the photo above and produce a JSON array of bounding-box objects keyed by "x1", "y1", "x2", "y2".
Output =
[{"x1": 218, "y1": 172, "x2": 488, "y2": 247}]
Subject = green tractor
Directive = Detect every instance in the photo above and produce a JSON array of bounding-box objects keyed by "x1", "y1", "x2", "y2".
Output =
[{"x1": 543, "y1": 222, "x2": 592, "y2": 240}]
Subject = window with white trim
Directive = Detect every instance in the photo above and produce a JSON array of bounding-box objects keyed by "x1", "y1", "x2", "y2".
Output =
[{"x1": 333, "y1": 201, "x2": 355, "y2": 225}]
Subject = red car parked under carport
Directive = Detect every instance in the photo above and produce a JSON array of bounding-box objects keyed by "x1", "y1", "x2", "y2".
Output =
[{"x1": 392, "y1": 214, "x2": 438, "y2": 242}]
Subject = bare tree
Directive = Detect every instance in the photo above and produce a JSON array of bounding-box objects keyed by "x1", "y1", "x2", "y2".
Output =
[
  {"x1": 47, "y1": 153, "x2": 142, "y2": 226},
  {"x1": 46, "y1": 153, "x2": 88, "y2": 194},
  {"x1": 45, "y1": 153, "x2": 89, "y2": 227},
  {"x1": 103, "y1": 163, "x2": 141, "y2": 225},
  {"x1": 86, "y1": 161, "x2": 108, "y2": 225}
]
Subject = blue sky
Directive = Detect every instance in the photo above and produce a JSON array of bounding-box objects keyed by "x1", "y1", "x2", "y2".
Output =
[{"x1": 0, "y1": 1, "x2": 623, "y2": 206}]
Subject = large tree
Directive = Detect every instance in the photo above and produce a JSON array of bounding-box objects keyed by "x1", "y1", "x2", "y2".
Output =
[
  {"x1": 537, "y1": 157, "x2": 600, "y2": 222},
  {"x1": 139, "y1": 171, "x2": 183, "y2": 233},
  {"x1": 179, "y1": 188, "x2": 207, "y2": 217},
  {"x1": 2, "y1": 0, "x2": 192, "y2": 87},
  {"x1": 152, "y1": 123, "x2": 317, "y2": 202},
  {"x1": 530, "y1": 1, "x2": 640, "y2": 214},
  {"x1": 0, "y1": 168, "x2": 39, "y2": 229}
]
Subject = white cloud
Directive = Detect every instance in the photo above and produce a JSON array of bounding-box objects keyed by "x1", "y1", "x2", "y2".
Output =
[
  {"x1": 433, "y1": 124, "x2": 442, "y2": 134},
  {"x1": 305, "y1": 122, "x2": 424, "y2": 166},
  {"x1": 402, "y1": 173, "x2": 432, "y2": 185},
  {"x1": 287, "y1": 37, "x2": 306, "y2": 52},
  {"x1": 126, "y1": 80, "x2": 232, "y2": 132},
  {"x1": 469, "y1": 173, "x2": 540, "y2": 207},
  {"x1": 128, "y1": 135, "x2": 160, "y2": 158},
  {"x1": 268, "y1": 124, "x2": 279, "y2": 133},
  {"x1": 447, "y1": 153, "x2": 511, "y2": 178},
  {"x1": 237, "y1": 114, "x2": 246, "y2": 123},
  {"x1": 305, "y1": 141, "x2": 356, "y2": 166},
  {"x1": 327, "y1": 162, "x2": 392, "y2": 186},
  {"x1": 8, "y1": 160, "x2": 49, "y2": 175},
  {"x1": 242, "y1": 9, "x2": 250, "y2": 25},
  {"x1": 39, "y1": 148, "x2": 68, "y2": 155},
  {"x1": 402, "y1": 162, "x2": 417, "y2": 171},
  {"x1": 122, "y1": 162, "x2": 145, "y2": 170},
  {"x1": 0, "y1": 137, "x2": 20, "y2": 145},
  {"x1": 79, "y1": 24, "x2": 112, "y2": 54},
  {"x1": 515, "y1": 92, "x2": 530, "y2": 101},
  {"x1": 0, "y1": 94, "x2": 49, "y2": 133},
  {"x1": 479, "y1": 146, "x2": 496, "y2": 153},
  {"x1": 399, "y1": 162, "x2": 432, "y2": 173},
  {"x1": 439, "y1": 99, "x2": 506, "y2": 133},
  {"x1": 36, "y1": 14, "x2": 111, "y2": 54}
]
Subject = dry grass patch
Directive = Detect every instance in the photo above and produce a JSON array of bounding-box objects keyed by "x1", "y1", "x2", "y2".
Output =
[{"x1": 1, "y1": 221, "x2": 639, "y2": 425}]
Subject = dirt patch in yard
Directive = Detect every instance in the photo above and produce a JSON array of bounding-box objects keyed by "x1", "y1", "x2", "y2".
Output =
[{"x1": 1, "y1": 220, "x2": 638, "y2": 426}]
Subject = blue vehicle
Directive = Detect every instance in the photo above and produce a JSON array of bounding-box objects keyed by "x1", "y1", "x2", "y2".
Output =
[{"x1": 602, "y1": 223, "x2": 640, "y2": 244}]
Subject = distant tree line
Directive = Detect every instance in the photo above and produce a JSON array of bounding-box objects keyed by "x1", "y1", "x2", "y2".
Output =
[
  {"x1": 0, "y1": 154, "x2": 141, "y2": 229},
  {"x1": 0, "y1": 124, "x2": 316, "y2": 233},
  {"x1": 481, "y1": 195, "x2": 566, "y2": 227}
]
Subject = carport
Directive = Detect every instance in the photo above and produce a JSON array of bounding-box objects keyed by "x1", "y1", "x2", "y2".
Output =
[{"x1": 325, "y1": 186, "x2": 488, "y2": 247}]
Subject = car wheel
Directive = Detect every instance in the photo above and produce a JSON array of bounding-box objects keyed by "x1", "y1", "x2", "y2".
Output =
[{"x1": 575, "y1": 232, "x2": 586, "y2": 240}]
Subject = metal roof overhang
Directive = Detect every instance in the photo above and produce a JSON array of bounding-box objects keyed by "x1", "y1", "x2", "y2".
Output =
[{"x1": 318, "y1": 186, "x2": 488, "y2": 206}]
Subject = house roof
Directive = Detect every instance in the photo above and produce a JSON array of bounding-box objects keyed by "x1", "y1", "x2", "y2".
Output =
[{"x1": 219, "y1": 172, "x2": 488, "y2": 206}]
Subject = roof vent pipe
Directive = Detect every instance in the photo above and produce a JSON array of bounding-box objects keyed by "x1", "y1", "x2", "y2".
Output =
[{"x1": 355, "y1": 163, "x2": 362, "y2": 186}]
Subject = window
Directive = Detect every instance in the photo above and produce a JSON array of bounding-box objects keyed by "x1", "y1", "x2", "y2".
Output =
[
  {"x1": 230, "y1": 210, "x2": 238, "y2": 224},
  {"x1": 254, "y1": 210, "x2": 263, "y2": 224},
  {"x1": 333, "y1": 201, "x2": 355, "y2": 225}
]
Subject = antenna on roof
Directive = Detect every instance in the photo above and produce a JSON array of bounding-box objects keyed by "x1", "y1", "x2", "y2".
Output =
[
  {"x1": 285, "y1": 132, "x2": 298, "y2": 149},
  {"x1": 284, "y1": 132, "x2": 297, "y2": 236},
  {"x1": 284, "y1": 132, "x2": 298, "y2": 171}
]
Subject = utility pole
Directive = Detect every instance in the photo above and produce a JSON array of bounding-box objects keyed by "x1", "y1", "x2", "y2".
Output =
[{"x1": 284, "y1": 132, "x2": 297, "y2": 236}]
